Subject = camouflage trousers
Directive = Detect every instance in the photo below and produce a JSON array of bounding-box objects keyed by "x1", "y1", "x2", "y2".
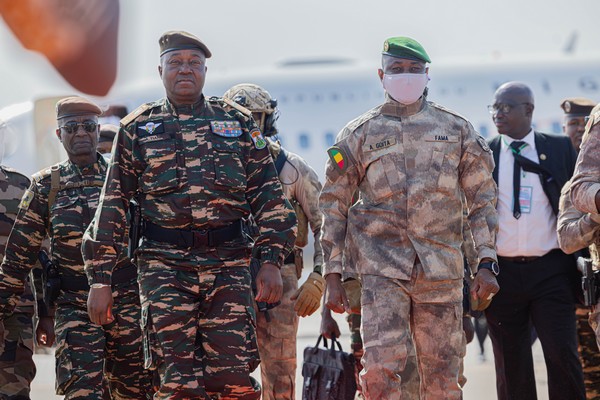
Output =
[
  {"x1": 255, "y1": 264, "x2": 298, "y2": 400},
  {"x1": 575, "y1": 305, "x2": 600, "y2": 399},
  {"x1": 0, "y1": 307, "x2": 35, "y2": 400},
  {"x1": 360, "y1": 263, "x2": 463, "y2": 400},
  {"x1": 139, "y1": 262, "x2": 260, "y2": 400},
  {"x1": 54, "y1": 285, "x2": 152, "y2": 400}
]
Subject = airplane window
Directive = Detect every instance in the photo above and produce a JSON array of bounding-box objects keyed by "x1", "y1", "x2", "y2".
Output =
[
  {"x1": 551, "y1": 121, "x2": 561, "y2": 133},
  {"x1": 330, "y1": 93, "x2": 339, "y2": 101},
  {"x1": 325, "y1": 132, "x2": 335, "y2": 147},
  {"x1": 313, "y1": 93, "x2": 322, "y2": 102},
  {"x1": 299, "y1": 133, "x2": 310, "y2": 149},
  {"x1": 346, "y1": 92, "x2": 355, "y2": 101},
  {"x1": 296, "y1": 94, "x2": 304, "y2": 103},
  {"x1": 479, "y1": 125, "x2": 488, "y2": 138}
]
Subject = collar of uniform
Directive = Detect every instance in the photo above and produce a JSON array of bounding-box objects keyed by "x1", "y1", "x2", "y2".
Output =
[
  {"x1": 166, "y1": 95, "x2": 206, "y2": 116},
  {"x1": 380, "y1": 94, "x2": 426, "y2": 118}
]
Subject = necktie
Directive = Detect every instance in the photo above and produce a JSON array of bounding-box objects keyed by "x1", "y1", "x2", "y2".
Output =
[{"x1": 509, "y1": 140, "x2": 527, "y2": 219}]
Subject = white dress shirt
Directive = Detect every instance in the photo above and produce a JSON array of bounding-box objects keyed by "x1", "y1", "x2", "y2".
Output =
[{"x1": 496, "y1": 130, "x2": 559, "y2": 257}]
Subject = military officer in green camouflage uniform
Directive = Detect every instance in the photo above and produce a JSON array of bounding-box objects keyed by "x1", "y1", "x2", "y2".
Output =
[
  {"x1": 0, "y1": 97, "x2": 152, "y2": 399},
  {"x1": 223, "y1": 83, "x2": 324, "y2": 400},
  {"x1": 82, "y1": 31, "x2": 296, "y2": 400},
  {"x1": 558, "y1": 99, "x2": 600, "y2": 399},
  {"x1": 0, "y1": 162, "x2": 36, "y2": 400},
  {"x1": 321, "y1": 36, "x2": 499, "y2": 399}
]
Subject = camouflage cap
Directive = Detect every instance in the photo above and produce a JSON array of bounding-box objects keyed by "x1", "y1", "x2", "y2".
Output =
[
  {"x1": 99, "y1": 124, "x2": 119, "y2": 143},
  {"x1": 56, "y1": 96, "x2": 102, "y2": 119},
  {"x1": 560, "y1": 97, "x2": 596, "y2": 116},
  {"x1": 159, "y1": 30, "x2": 212, "y2": 58},
  {"x1": 382, "y1": 36, "x2": 431, "y2": 63}
]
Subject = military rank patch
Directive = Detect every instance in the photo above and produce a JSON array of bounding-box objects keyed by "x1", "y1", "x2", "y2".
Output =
[
  {"x1": 327, "y1": 146, "x2": 347, "y2": 172},
  {"x1": 249, "y1": 128, "x2": 267, "y2": 149},
  {"x1": 476, "y1": 135, "x2": 491, "y2": 152},
  {"x1": 137, "y1": 120, "x2": 165, "y2": 136},
  {"x1": 19, "y1": 189, "x2": 34, "y2": 210},
  {"x1": 210, "y1": 120, "x2": 243, "y2": 137}
]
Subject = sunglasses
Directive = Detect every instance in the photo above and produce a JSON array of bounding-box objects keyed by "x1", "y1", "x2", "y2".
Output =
[{"x1": 59, "y1": 121, "x2": 98, "y2": 134}]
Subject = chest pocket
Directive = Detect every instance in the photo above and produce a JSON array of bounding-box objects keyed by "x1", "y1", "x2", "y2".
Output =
[
  {"x1": 213, "y1": 142, "x2": 246, "y2": 190},
  {"x1": 361, "y1": 152, "x2": 400, "y2": 205},
  {"x1": 50, "y1": 193, "x2": 82, "y2": 243},
  {"x1": 139, "y1": 136, "x2": 184, "y2": 194},
  {"x1": 431, "y1": 143, "x2": 461, "y2": 193}
]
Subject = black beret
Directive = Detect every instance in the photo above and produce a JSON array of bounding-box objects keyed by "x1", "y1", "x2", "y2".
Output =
[
  {"x1": 560, "y1": 97, "x2": 596, "y2": 116},
  {"x1": 159, "y1": 31, "x2": 212, "y2": 58},
  {"x1": 99, "y1": 124, "x2": 119, "y2": 143},
  {"x1": 56, "y1": 96, "x2": 102, "y2": 119}
]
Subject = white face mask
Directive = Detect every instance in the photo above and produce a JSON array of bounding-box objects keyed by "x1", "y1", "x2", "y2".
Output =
[{"x1": 382, "y1": 73, "x2": 429, "y2": 105}]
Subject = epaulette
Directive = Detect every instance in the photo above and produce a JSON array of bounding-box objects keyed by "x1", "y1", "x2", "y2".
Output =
[
  {"x1": 429, "y1": 102, "x2": 470, "y2": 124},
  {"x1": 0, "y1": 165, "x2": 29, "y2": 181},
  {"x1": 120, "y1": 102, "x2": 155, "y2": 127},
  {"x1": 31, "y1": 167, "x2": 52, "y2": 184}
]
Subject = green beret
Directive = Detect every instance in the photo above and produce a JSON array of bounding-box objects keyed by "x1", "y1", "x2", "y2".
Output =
[
  {"x1": 99, "y1": 124, "x2": 119, "y2": 143},
  {"x1": 159, "y1": 31, "x2": 212, "y2": 58},
  {"x1": 382, "y1": 36, "x2": 431, "y2": 63},
  {"x1": 56, "y1": 96, "x2": 102, "y2": 119},
  {"x1": 560, "y1": 97, "x2": 596, "y2": 116}
]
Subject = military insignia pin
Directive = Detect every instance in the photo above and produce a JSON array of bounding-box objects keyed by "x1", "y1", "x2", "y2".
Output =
[
  {"x1": 210, "y1": 121, "x2": 243, "y2": 137},
  {"x1": 19, "y1": 189, "x2": 34, "y2": 210},
  {"x1": 327, "y1": 146, "x2": 347, "y2": 172},
  {"x1": 383, "y1": 41, "x2": 389, "y2": 52},
  {"x1": 250, "y1": 128, "x2": 267, "y2": 149},
  {"x1": 137, "y1": 120, "x2": 165, "y2": 136},
  {"x1": 539, "y1": 154, "x2": 547, "y2": 161}
]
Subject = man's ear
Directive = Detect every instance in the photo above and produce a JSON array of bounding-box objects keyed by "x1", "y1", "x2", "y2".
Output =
[
  {"x1": 55, "y1": 129, "x2": 62, "y2": 142},
  {"x1": 158, "y1": 64, "x2": 162, "y2": 78},
  {"x1": 377, "y1": 68, "x2": 384, "y2": 82}
]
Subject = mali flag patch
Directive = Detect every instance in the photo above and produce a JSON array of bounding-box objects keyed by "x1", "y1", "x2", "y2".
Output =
[{"x1": 327, "y1": 146, "x2": 348, "y2": 173}]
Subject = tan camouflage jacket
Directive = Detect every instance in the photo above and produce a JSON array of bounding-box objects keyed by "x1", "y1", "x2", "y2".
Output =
[
  {"x1": 0, "y1": 165, "x2": 37, "y2": 311},
  {"x1": 267, "y1": 139, "x2": 324, "y2": 268},
  {"x1": 320, "y1": 96, "x2": 498, "y2": 281},
  {"x1": 571, "y1": 104, "x2": 600, "y2": 215},
  {"x1": 82, "y1": 96, "x2": 296, "y2": 284}
]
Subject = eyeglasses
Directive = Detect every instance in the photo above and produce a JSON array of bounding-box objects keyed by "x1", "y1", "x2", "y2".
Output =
[
  {"x1": 59, "y1": 121, "x2": 98, "y2": 134},
  {"x1": 487, "y1": 103, "x2": 530, "y2": 114}
]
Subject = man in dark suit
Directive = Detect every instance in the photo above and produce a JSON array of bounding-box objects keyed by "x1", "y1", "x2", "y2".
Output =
[{"x1": 485, "y1": 81, "x2": 585, "y2": 400}]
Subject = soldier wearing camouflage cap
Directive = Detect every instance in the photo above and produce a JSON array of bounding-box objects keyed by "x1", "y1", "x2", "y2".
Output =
[
  {"x1": 224, "y1": 83, "x2": 325, "y2": 400},
  {"x1": 561, "y1": 97, "x2": 597, "y2": 151},
  {"x1": 320, "y1": 36, "x2": 499, "y2": 399},
  {"x1": 82, "y1": 31, "x2": 296, "y2": 399},
  {"x1": 0, "y1": 96, "x2": 153, "y2": 399}
]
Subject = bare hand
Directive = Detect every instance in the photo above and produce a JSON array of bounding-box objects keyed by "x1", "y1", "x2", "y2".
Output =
[
  {"x1": 325, "y1": 273, "x2": 349, "y2": 314},
  {"x1": 471, "y1": 269, "x2": 499, "y2": 305},
  {"x1": 35, "y1": 316, "x2": 55, "y2": 347},
  {"x1": 255, "y1": 262, "x2": 283, "y2": 304},
  {"x1": 87, "y1": 286, "x2": 114, "y2": 325},
  {"x1": 320, "y1": 305, "x2": 341, "y2": 339}
]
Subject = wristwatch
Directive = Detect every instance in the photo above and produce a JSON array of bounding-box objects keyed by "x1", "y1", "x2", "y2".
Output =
[{"x1": 477, "y1": 261, "x2": 499, "y2": 276}]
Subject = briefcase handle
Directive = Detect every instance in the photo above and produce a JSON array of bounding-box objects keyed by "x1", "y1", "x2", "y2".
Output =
[{"x1": 313, "y1": 335, "x2": 344, "y2": 355}]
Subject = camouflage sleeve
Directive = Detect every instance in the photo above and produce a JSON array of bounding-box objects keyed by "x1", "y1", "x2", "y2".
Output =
[
  {"x1": 461, "y1": 201, "x2": 479, "y2": 275},
  {"x1": 82, "y1": 124, "x2": 138, "y2": 285},
  {"x1": 558, "y1": 178, "x2": 600, "y2": 254},
  {"x1": 459, "y1": 126, "x2": 498, "y2": 263},
  {"x1": 244, "y1": 121, "x2": 297, "y2": 266},
  {"x1": 0, "y1": 180, "x2": 49, "y2": 314},
  {"x1": 571, "y1": 108, "x2": 600, "y2": 215},
  {"x1": 292, "y1": 157, "x2": 324, "y2": 268},
  {"x1": 319, "y1": 127, "x2": 363, "y2": 277}
]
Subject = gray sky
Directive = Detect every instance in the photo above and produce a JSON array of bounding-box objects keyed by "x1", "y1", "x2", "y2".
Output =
[{"x1": 0, "y1": 0, "x2": 598, "y2": 107}]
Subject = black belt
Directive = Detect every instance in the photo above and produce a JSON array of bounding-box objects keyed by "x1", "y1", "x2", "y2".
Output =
[
  {"x1": 143, "y1": 220, "x2": 245, "y2": 249},
  {"x1": 284, "y1": 252, "x2": 295, "y2": 265},
  {"x1": 60, "y1": 263, "x2": 138, "y2": 292},
  {"x1": 498, "y1": 255, "x2": 540, "y2": 264}
]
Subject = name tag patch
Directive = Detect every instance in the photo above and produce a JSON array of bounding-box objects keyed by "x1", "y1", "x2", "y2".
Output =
[
  {"x1": 210, "y1": 120, "x2": 243, "y2": 137},
  {"x1": 137, "y1": 120, "x2": 165, "y2": 136},
  {"x1": 425, "y1": 134, "x2": 459, "y2": 143},
  {"x1": 364, "y1": 137, "x2": 397, "y2": 152}
]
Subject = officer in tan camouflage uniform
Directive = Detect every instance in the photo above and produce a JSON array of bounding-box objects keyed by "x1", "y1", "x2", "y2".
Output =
[
  {"x1": 223, "y1": 83, "x2": 324, "y2": 400},
  {"x1": 321, "y1": 36, "x2": 499, "y2": 399},
  {"x1": 0, "y1": 97, "x2": 152, "y2": 399},
  {"x1": 557, "y1": 98, "x2": 600, "y2": 399},
  {"x1": 0, "y1": 160, "x2": 36, "y2": 400},
  {"x1": 82, "y1": 31, "x2": 296, "y2": 399},
  {"x1": 569, "y1": 102, "x2": 600, "y2": 358}
]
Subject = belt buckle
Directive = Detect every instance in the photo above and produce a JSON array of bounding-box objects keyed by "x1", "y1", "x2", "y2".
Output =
[{"x1": 193, "y1": 229, "x2": 209, "y2": 248}]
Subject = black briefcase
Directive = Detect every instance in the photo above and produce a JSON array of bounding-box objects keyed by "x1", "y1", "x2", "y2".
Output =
[{"x1": 301, "y1": 335, "x2": 357, "y2": 400}]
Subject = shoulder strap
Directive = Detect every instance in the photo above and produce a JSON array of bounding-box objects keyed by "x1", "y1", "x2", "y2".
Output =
[
  {"x1": 274, "y1": 147, "x2": 288, "y2": 175},
  {"x1": 47, "y1": 166, "x2": 61, "y2": 213}
]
